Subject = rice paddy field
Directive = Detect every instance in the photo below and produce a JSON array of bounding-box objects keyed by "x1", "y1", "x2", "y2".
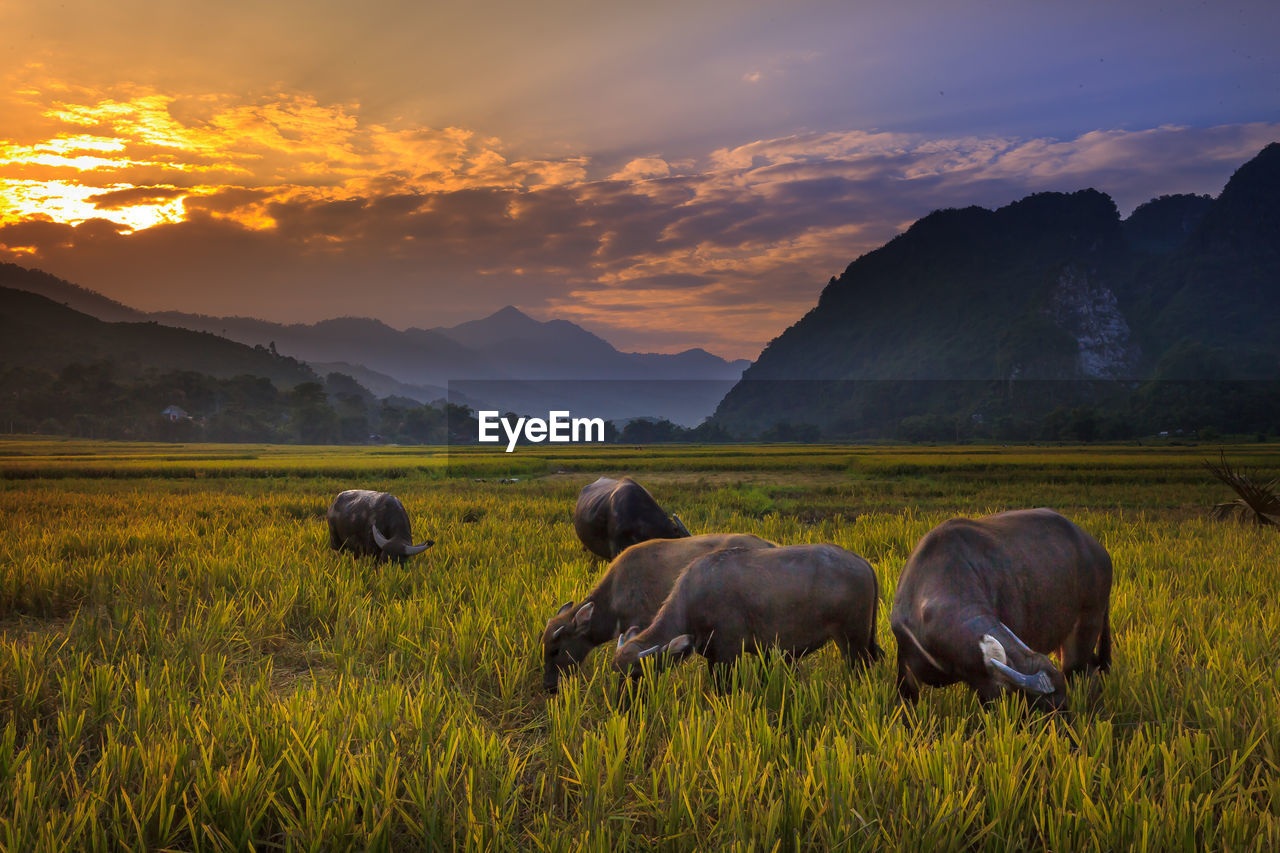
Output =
[{"x1": 2, "y1": 437, "x2": 1279, "y2": 851}]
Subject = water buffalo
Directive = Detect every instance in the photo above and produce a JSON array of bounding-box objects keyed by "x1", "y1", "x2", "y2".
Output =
[
  {"x1": 573, "y1": 476, "x2": 691, "y2": 560},
  {"x1": 326, "y1": 489, "x2": 434, "y2": 563},
  {"x1": 541, "y1": 533, "x2": 775, "y2": 693},
  {"x1": 890, "y1": 507, "x2": 1112, "y2": 713},
  {"x1": 614, "y1": 544, "x2": 882, "y2": 688}
]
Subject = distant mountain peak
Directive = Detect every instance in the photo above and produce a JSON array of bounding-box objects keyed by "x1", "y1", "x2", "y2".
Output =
[
  {"x1": 488, "y1": 305, "x2": 533, "y2": 320},
  {"x1": 312, "y1": 315, "x2": 400, "y2": 334}
]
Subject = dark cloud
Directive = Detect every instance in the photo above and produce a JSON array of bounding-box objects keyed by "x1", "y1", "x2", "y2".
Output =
[
  {"x1": 87, "y1": 186, "x2": 187, "y2": 210},
  {"x1": 184, "y1": 188, "x2": 274, "y2": 215},
  {"x1": 621, "y1": 274, "x2": 716, "y2": 290},
  {"x1": 0, "y1": 219, "x2": 75, "y2": 252}
]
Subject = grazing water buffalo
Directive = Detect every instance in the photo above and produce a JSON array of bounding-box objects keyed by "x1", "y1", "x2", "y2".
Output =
[
  {"x1": 573, "y1": 476, "x2": 691, "y2": 560},
  {"x1": 890, "y1": 507, "x2": 1112, "y2": 713},
  {"x1": 326, "y1": 489, "x2": 434, "y2": 563},
  {"x1": 614, "y1": 544, "x2": 882, "y2": 688},
  {"x1": 541, "y1": 533, "x2": 775, "y2": 693}
]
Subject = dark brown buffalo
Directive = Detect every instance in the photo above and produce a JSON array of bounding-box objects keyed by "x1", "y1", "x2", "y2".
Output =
[
  {"x1": 614, "y1": 544, "x2": 882, "y2": 687},
  {"x1": 541, "y1": 533, "x2": 775, "y2": 693},
  {"x1": 573, "y1": 476, "x2": 690, "y2": 560},
  {"x1": 326, "y1": 489, "x2": 434, "y2": 563},
  {"x1": 890, "y1": 507, "x2": 1112, "y2": 713}
]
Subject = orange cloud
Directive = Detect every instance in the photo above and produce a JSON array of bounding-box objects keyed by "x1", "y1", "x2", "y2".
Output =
[{"x1": 0, "y1": 81, "x2": 593, "y2": 232}]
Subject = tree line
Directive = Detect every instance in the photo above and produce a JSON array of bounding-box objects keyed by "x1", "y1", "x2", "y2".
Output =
[{"x1": 2, "y1": 360, "x2": 1275, "y2": 445}]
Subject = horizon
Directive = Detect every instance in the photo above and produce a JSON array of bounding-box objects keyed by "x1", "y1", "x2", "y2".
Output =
[
  {"x1": 0, "y1": 270, "x2": 750, "y2": 362},
  {"x1": 1, "y1": 0, "x2": 1278, "y2": 360}
]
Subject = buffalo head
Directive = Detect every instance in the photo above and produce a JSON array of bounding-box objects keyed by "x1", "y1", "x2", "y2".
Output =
[
  {"x1": 979, "y1": 624, "x2": 1068, "y2": 712},
  {"x1": 541, "y1": 600, "x2": 596, "y2": 694}
]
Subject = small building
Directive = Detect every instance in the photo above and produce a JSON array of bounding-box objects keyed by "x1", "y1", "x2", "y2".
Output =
[{"x1": 161, "y1": 405, "x2": 191, "y2": 422}]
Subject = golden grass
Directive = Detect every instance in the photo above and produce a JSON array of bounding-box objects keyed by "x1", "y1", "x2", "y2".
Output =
[{"x1": 1, "y1": 438, "x2": 1278, "y2": 849}]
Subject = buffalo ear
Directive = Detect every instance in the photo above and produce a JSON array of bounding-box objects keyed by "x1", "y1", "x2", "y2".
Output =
[
  {"x1": 556, "y1": 600, "x2": 574, "y2": 616},
  {"x1": 979, "y1": 634, "x2": 1008, "y2": 666},
  {"x1": 573, "y1": 601, "x2": 594, "y2": 629},
  {"x1": 666, "y1": 634, "x2": 693, "y2": 656}
]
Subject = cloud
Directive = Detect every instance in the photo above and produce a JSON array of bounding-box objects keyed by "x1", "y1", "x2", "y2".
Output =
[
  {"x1": 0, "y1": 81, "x2": 591, "y2": 231},
  {"x1": 608, "y1": 157, "x2": 672, "y2": 181},
  {"x1": 2, "y1": 79, "x2": 1276, "y2": 358},
  {"x1": 87, "y1": 186, "x2": 186, "y2": 209}
]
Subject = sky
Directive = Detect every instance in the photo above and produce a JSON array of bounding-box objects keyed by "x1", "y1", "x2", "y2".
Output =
[{"x1": 0, "y1": 0, "x2": 1277, "y2": 360}]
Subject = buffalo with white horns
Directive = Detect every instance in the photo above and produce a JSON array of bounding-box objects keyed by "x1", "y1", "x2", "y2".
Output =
[
  {"x1": 890, "y1": 507, "x2": 1112, "y2": 713},
  {"x1": 326, "y1": 489, "x2": 434, "y2": 563},
  {"x1": 541, "y1": 533, "x2": 775, "y2": 694},
  {"x1": 573, "y1": 476, "x2": 691, "y2": 560}
]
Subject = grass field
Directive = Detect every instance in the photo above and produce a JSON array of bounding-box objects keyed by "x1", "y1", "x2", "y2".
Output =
[{"x1": 2, "y1": 437, "x2": 1279, "y2": 850}]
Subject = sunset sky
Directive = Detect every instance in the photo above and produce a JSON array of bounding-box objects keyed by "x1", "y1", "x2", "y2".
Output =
[{"x1": 1, "y1": 0, "x2": 1277, "y2": 359}]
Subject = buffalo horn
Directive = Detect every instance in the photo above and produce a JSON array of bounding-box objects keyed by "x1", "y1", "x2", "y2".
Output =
[
  {"x1": 372, "y1": 522, "x2": 431, "y2": 556},
  {"x1": 998, "y1": 622, "x2": 1035, "y2": 655},
  {"x1": 552, "y1": 625, "x2": 566, "y2": 640},
  {"x1": 402, "y1": 540, "x2": 434, "y2": 556},
  {"x1": 637, "y1": 644, "x2": 662, "y2": 659},
  {"x1": 988, "y1": 658, "x2": 1055, "y2": 695},
  {"x1": 671, "y1": 515, "x2": 691, "y2": 537}
]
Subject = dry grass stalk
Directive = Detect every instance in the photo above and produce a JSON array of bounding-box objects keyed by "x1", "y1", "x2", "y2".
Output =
[{"x1": 1205, "y1": 450, "x2": 1280, "y2": 527}]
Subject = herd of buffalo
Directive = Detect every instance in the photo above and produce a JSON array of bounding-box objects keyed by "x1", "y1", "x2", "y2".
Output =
[{"x1": 327, "y1": 475, "x2": 1113, "y2": 713}]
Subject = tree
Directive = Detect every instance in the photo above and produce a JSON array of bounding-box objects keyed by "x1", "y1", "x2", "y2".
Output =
[
  {"x1": 760, "y1": 421, "x2": 821, "y2": 443},
  {"x1": 1067, "y1": 406, "x2": 1099, "y2": 442},
  {"x1": 290, "y1": 382, "x2": 338, "y2": 443},
  {"x1": 620, "y1": 418, "x2": 686, "y2": 443}
]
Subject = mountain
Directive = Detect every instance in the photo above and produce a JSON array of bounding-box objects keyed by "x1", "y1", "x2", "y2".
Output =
[
  {"x1": 0, "y1": 287, "x2": 317, "y2": 387},
  {"x1": 0, "y1": 263, "x2": 145, "y2": 323},
  {"x1": 435, "y1": 306, "x2": 751, "y2": 381},
  {"x1": 142, "y1": 311, "x2": 502, "y2": 388},
  {"x1": 0, "y1": 262, "x2": 749, "y2": 420},
  {"x1": 1, "y1": 267, "x2": 748, "y2": 386},
  {"x1": 307, "y1": 361, "x2": 447, "y2": 403},
  {"x1": 712, "y1": 143, "x2": 1280, "y2": 437},
  {"x1": 428, "y1": 307, "x2": 750, "y2": 424}
]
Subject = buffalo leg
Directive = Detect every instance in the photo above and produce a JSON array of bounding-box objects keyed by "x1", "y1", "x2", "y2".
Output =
[
  {"x1": 616, "y1": 674, "x2": 642, "y2": 711},
  {"x1": 837, "y1": 636, "x2": 879, "y2": 673},
  {"x1": 974, "y1": 679, "x2": 1003, "y2": 706},
  {"x1": 1095, "y1": 615, "x2": 1111, "y2": 673},
  {"x1": 1062, "y1": 611, "x2": 1109, "y2": 679},
  {"x1": 895, "y1": 651, "x2": 920, "y2": 705},
  {"x1": 709, "y1": 660, "x2": 735, "y2": 693}
]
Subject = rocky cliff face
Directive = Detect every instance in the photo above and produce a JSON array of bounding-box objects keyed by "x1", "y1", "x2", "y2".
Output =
[
  {"x1": 711, "y1": 144, "x2": 1280, "y2": 436},
  {"x1": 1044, "y1": 266, "x2": 1140, "y2": 380}
]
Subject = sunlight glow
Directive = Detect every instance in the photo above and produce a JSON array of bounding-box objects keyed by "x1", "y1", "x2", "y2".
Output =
[
  {"x1": 0, "y1": 87, "x2": 590, "y2": 234},
  {"x1": 0, "y1": 179, "x2": 187, "y2": 230}
]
